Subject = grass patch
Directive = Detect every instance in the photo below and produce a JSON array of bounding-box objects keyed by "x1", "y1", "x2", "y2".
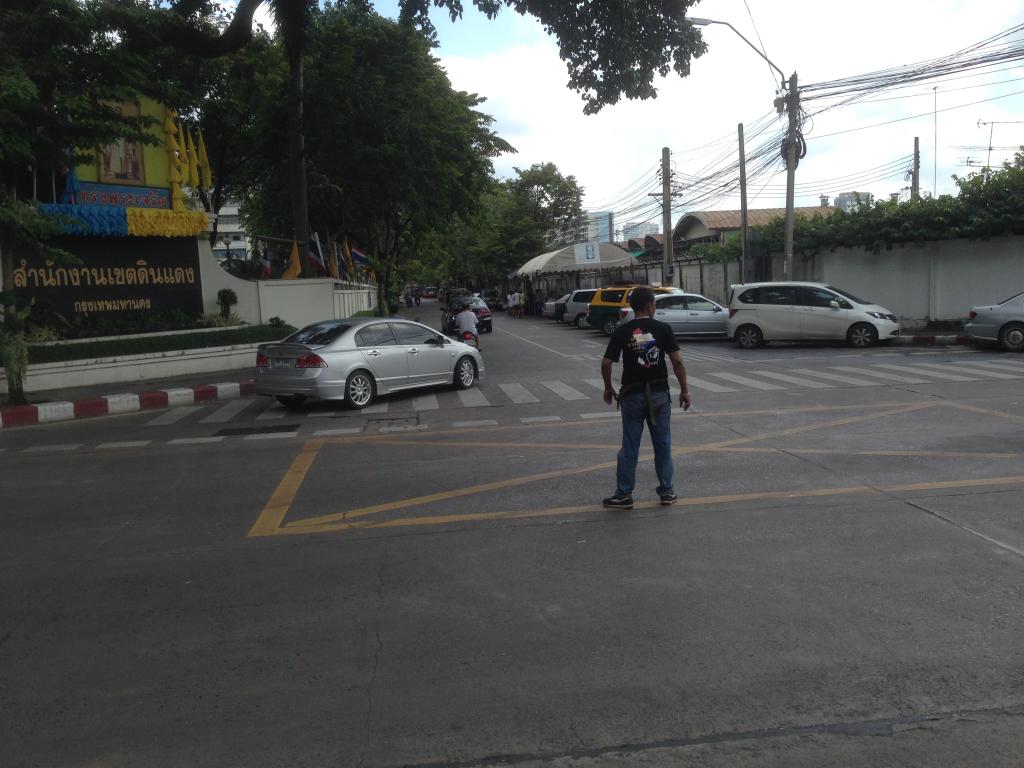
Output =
[{"x1": 28, "y1": 324, "x2": 296, "y2": 364}]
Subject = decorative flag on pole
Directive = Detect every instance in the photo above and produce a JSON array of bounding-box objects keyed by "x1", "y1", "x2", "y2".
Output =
[
  {"x1": 186, "y1": 130, "x2": 200, "y2": 188},
  {"x1": 350, "y1": 246, "x2": 369, "y2": 266},
  {"x1": 261, "y1": 241, "x2": 272, "y2": 278},
  {"x1": 282, "y1": 240, "x2": 302, "y2": 279},
  {"x1": 325, "y1": 230, "x2": 340, "y2": 279},
  {"x1": 197, "y1": 129, "x2": 212, "y2": 190},
  {"x1": 308, "y1": 232, "x2": 327, "y2": 273},
  {"x1": 341, "y1": 236, "x2": 356, "y2": 276}
]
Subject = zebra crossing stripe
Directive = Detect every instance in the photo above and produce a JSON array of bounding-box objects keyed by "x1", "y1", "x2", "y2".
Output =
[
  {"x1": 24, "y1": 444, "x2": 82, "y2": 453},
  {"x1": 98, "y1": 440, "x2": 151, "y2": 449},
  {"x1": 977, "y1": 359, "x2": 1024, "y2": 371},
  {"x1": 453, "y1": 419, "x2": 498, "y2": 428},
  {"x1": 830, "y1": 366, "x2": 928, "y2": 384},
  {"x1": 877, "y1": 364, "x2": 975, "y2": 382},
  {"x1": 200, "y1": 399, "x2": 254, "y2": 424},
  {"x1": 457, "y1": 389, "x2": 491, "y2": 408},
  {"x1": 750, "y1": 370, "x2": 834, "y2": 389},
  {"x1": 541, "y1": 381, "x2": 589, "y2": 400},
  {"x1": 146, "y1": 405, "x2": 204, "y2": 426},
  {"x1": 412, "y1": 393, "x2": 440, "y2": 411},
  {"x1": 707, "y1": 372, "x2": 785, "y2": 391},
  {"x1": 168, "y1": 436, "x2": 225, "y2": 445},
  {"x1": 684, "y1": 376, "x2": 738, "y2": 393},
  {"x1": 921, "y1": 363, "x2": 1019, "y2": 380},
  {"x1": 789, "y1": 369, "x2": 877, "y2": 387},
  {"x1": 499, "y1": 383, "x2": 539, "y2": 403},
  {"x1": 521, "y1": 415, "x2": 561, "y2": 423},
  {"x1": 255, "y1": 404, "x2": 288, "y2": 420},
  {"x1": 583, "y1": 379, "x2": 607, "y2": 391}
]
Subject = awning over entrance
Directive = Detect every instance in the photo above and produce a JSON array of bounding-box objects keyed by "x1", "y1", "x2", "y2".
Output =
[{"x1": 514, "y1": 242, "x2": 635, "y2": 277}]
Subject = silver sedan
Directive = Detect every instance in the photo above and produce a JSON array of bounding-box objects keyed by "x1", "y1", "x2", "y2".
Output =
[
  {"x1": 255, "y1": 318, "x2": 485, "y2": 408},
  {"x1": 617, "y1": 292, "x2": 728, "y2": 336},
  {"x1": 966, "y1": 291, "x2": 1024, "y2": 351}
]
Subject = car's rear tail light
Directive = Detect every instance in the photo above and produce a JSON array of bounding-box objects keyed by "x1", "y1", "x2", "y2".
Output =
[
  {"x1": 969, "y1": 310, "x2": 977, "y2": 319},
  {"x1": 728, "y1": 308, "x2": 738, "y2": 319},
  {"x1": 256, "y1": 353, "x2": 270, "y2": 367},
  {"x1": 295, "y1": 354, "x2": 327, "y2": 369}
]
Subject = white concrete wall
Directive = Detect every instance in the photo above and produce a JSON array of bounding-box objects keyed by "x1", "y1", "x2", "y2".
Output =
[
  {"x1": 257, "y1": 279, "x2": 337, "y2": 327},
  {"x1": 198, "y1": 237, "x2": 262, "y2": 324},
  {"x1": 786, "y1": 237, "x2": 1024, "y2": 326}
]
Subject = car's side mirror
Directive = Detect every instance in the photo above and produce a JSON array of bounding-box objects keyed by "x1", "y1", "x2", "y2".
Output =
[
  {"x1": 829, "y1": 300, "x2": 840, "y2": 309},
  {"x1": 712, "y1": 306, "x2": 722, "y2": 312}
]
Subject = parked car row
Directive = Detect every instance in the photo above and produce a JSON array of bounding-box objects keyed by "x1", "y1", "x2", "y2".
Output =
[{"x1": 543, "y1": 281, "x2": 915, "y2": 349}]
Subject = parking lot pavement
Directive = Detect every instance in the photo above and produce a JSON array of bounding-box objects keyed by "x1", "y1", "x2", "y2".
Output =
[{"x1": 4, "y1": 316, "x2": 1024, "y2": 767}]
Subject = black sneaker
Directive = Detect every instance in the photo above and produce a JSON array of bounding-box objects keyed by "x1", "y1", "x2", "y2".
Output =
[
  {"x1": 602, "y1": 494, "x2": 634, "y2": 510},
  {"x1": 659, "y1": 490, "x2": 677, "y2": 506}
]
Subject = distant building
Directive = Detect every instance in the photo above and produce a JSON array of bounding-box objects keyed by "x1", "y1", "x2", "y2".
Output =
[
  {"x1": 211, "y1": 200, "x2": 249, "y2": 261},
  {"x1": 587, "y1": 211, "x2": 614, "y2": 243},
  {"x1": 621, "y1": 221, "x2": 660, "y2": 241},
  {"x1": 834, "y1": 192, "x2": 874, "y2": 214}
]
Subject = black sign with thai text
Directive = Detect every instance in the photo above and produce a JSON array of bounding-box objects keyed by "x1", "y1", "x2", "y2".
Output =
[{"x1": 14, "y1": 236, "x2": 204, "y2": 318}]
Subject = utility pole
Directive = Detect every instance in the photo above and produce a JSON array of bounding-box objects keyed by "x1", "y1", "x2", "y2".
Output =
[
  {"x1": 661, "y1": 146, "x2": 674, "y2": 287},
  {"x1": 783, "y1": 72, "x2": 799, "y2": 281},
  {"x1": 738, "y1": 123, "x2": 750, "y2": 282},
  {"x1": 911, "y1": 137, "x2": 920, "y2": 200}
]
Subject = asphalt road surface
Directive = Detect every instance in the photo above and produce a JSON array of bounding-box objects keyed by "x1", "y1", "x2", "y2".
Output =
[{"x1": 3, "y1": 305, "x2": 1024, "y2": 767}]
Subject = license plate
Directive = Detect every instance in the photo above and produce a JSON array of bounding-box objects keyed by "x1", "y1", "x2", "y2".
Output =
[{"x1": 272, "y1": 358, "x2": 293, "y2": 369}]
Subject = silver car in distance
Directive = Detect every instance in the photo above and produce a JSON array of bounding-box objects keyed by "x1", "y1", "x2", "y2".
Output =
[
  {"x1": 255, "y1": 318, "x2": 485, "y2": 409},
  {"x1": 966, "y1": 290, "x2": 1024, "y2": 352}
]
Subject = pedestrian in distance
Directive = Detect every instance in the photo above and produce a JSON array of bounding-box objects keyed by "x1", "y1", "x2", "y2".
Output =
[
  {"x1": 511, "y1": 289, "x2": 521, "y2": 318},
  {"x1": 506, "y1": 291, "x2": 513, "y2": 315},
  {"x1": 600, "y1": 286, "x2": 691, "y2": 510}
]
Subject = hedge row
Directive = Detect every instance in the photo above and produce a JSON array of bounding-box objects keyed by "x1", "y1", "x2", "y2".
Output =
[{"x1": 28, "y1": 324, "x2": 296, "y2": 364}]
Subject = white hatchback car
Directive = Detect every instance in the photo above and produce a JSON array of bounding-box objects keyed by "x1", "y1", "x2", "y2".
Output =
[{"x1": 726, "y1": 282, "x2": 901, "y2": 349}]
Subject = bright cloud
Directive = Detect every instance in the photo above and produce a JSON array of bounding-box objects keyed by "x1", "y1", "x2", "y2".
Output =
[{"x1": 436, "y1": 0, "x2": 1024, "y2": 223}]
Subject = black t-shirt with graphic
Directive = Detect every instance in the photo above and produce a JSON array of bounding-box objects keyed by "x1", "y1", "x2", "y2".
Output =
[{"x1": 604, "y1": 317, "x2": 679, "y2": 391}]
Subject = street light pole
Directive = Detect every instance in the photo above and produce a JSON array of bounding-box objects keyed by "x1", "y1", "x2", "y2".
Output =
[{"x1": 689, "y1": 17, "x2": 798, "y2": 278}]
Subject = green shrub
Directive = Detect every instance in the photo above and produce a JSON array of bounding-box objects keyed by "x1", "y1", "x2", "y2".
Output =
[{"x1": 217, "y1": 288, "x2": 239, "y2": 319}]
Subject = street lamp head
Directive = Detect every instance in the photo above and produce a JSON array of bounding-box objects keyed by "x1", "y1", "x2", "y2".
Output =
[{"x1": 688, "y1": 17, "x2": 714, "y2": 26}]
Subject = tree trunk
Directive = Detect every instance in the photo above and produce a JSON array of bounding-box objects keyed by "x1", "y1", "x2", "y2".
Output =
[
  {"x1": 1, "y1": 237, "x2": 28, "y2": 406},
  {"x1": 287, "y1": 50, "x2": 311, "y2": 277}
]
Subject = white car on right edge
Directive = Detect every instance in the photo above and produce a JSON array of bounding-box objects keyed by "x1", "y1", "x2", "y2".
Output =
[{"x1": 726, "y1": 282, "x2": 901, "y2": 349}]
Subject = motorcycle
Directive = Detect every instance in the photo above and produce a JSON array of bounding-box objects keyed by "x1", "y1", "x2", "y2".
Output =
[{"x1": 459, "y1": 330, "x2": 479, "y2": 349}]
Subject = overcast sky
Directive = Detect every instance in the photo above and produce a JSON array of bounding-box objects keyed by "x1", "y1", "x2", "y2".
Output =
[{"x1": 323, "y1": 1, "x2": 1024, "y2": 226}]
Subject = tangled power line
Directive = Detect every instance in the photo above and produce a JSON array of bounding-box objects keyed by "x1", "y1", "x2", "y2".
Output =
[{"x1": 581, "y1": 22, "x2": 1024, "y2": 233}]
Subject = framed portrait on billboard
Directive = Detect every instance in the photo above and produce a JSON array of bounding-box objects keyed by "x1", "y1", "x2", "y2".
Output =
[{"x1": 98, "y1": 101, "x2": 146, "y2": 186}]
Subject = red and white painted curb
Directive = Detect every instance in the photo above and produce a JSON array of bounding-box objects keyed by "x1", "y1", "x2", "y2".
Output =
[{"x1": 0, "y1": 380, "x2": 256, "y2": 429}]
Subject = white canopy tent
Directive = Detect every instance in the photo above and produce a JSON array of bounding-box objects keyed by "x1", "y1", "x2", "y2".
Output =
[{"x1": 514, "y1": 242, "x2": 635, "y2": 277}]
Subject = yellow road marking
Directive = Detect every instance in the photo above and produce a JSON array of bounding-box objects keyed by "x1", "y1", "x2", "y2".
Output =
[
  {"x1": 945, "y1": 401, "x2": 1024, "y2": 424},
  {"x1": 285, "y1": 403, "x2": 934, "y2": 530},
  {"x1": 269, "y1": 474, "x2": 1024, "y2": 537},
  {"x1": 247, "y1": 439, "x2": 326, "y2": 538},
  {"x1": 705, "y1": 446, "x2": 1024, "y2": 460}
]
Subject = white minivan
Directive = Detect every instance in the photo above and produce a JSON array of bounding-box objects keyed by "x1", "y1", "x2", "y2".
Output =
[{"x1": 726, "y1": 282, "x2": 901, "y2": 348}]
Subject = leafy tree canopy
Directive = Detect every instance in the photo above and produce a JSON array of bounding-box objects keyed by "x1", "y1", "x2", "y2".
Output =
[{"x1": 134, "y1": 0, "x2": 708, "y2": 113}]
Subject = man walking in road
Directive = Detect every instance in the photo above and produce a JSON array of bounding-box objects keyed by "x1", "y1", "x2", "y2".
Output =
[{"x1": 600, "y1": 287, "x2": 691, "y2": 509}]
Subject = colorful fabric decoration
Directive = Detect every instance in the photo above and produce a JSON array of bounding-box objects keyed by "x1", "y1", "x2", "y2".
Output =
[
  {"x1": 39, "y1": 203, "x2": 128, "y2": 236},
  {"x1": 282, "y1": 240, "x2": 301, "y2": 279},
  {"x1": 261, "y1": 242, "x2": 272, "y2": 277},
  {"x1": 126, "y1": 207, "x2": 207, "y2": 238}
]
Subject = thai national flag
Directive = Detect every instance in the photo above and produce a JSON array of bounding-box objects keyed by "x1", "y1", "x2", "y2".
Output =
[
  {"x1": 350, "y1": 246, "x2": 370, "y2": 266},
  {"x1": 261, "y1": 242, "x2": 272, "y2": 277},
  {"x1": 308, "y1": 233, "x2": 327, "y2": 273}
]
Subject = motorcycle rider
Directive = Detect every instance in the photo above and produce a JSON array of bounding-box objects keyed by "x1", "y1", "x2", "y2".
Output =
[{"x1": 453, "y1": 300, "x2": 480, "y2": 349}]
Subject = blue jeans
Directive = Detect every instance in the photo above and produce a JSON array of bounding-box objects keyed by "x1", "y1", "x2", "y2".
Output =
[{"x1": 615, "y1": 389, "x2": 674, "y2": 497}]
